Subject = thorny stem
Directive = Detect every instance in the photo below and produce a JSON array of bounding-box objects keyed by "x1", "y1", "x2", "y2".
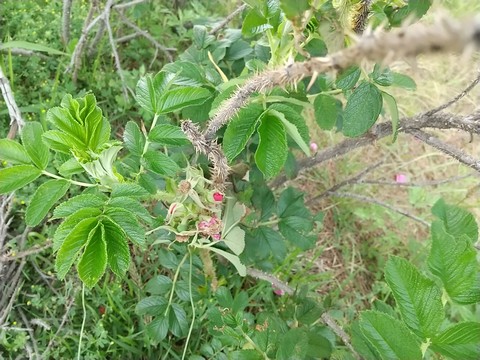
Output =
[{"x1": 42, "y1": 170, "x2": 97, "y2": 188}]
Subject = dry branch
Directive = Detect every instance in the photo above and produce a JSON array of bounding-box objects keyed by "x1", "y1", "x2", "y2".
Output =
[
  {"x1": 0, "y1": 67, "x2": 25, "y2": 136},
  {"x1": 209, "y1": 3, "x2": 247, "y2": 35},
  {"x1": 61, "y1": 0, "x2": 73, "y2": 45}
]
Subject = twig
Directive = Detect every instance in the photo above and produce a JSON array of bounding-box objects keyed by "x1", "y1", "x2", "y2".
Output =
[
  {"x1": 209, "y1": 4, "x2": 247, "y2": 35},
  {"x1": 44, "y1": 296, "x2": 76, "y2": 356},
  {"x1": 321, "y1": 313, "x2": 362, "y2": 360},
  {"x1": 18, "y1": 308, "x2": 40, "y2": 359},
  {"x1": 424, "y1": 70, "x2": 480, "y2": 117},
  {"x1": 87, "y1": 18, "x2": 106, "y2": 57},
  {"x1": 104, "y1": 0, "x2": 130, "y2": 100},
  {"x1": 0, "y1": 67, "x2": 25, "y2": 136},
  {"x1": 246, "y1": 267, "x2": 294, "y2": 295},
  {"x1": 113, "y1": 0, "x2": 148, "y2": 10},
  {"x1": 115, "y1": 32, "x2": 142, "y2": 43},
  {"x1": 359, "y1": 174, "x2": 475, "y2": 187},
  {"x1": 327, "y1": 191, "x2": 430, "y2": 226},
  {"x1": 0, "y1": 48, "x2": 49, "y2": 59},
  {"x1": 406, "y1": 129, "x2": 480, "y2": 172},
  {"x1": 61, "y1": 0, "x2": 73, "y2": 45},
  {"x1": 0, "y1": 241, "x2": 53, "y2": 262},
  {"x1": 307, "y1": 160, "x2": 384, "y2": 203},
  {"x1": 116, "y1": 11, "x2": 175, "y2": 61},
  {"x1": 204, "y1": 15, "x2": 480, "y2": 139}
]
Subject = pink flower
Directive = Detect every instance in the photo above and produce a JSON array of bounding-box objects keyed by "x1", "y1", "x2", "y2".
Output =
[
  {"x1": 394, "y1": 174, "x2": 408, "y2": 184},
  {"x1": 213, "y1": 192, "x2": 224, "y2": 202},
  {"x1": 212, "y1": 233, "x2": 221, "y2": 240},
  {"x1": 272, "y1": 284, "x2": 285, "y2": 296},
  {"x1": 310, "y1": 142, "x2": 318, "y2": 152}
]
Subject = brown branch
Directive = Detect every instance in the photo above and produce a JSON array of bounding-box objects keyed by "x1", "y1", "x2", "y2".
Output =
[
  {"x1": 209, "y1": 3, "x2": 248, "y2": 35},
  {"x1": 0, "y1": 241, "x2": 52, "y2": 262},
  {"x1": 321, "y1": 313, "x2": 362, "y2": 360},
  {"x1": 115, "y1": 32, "x2": 142, "y2": 43},
  {"x1": 113, "y1": 0, "x2": 148, "y2": 10},
  {"x1": 327, "y1": 191, "x2": 430, "y2": 226},
  {"x1": 44, "y1": 296, "x2": 76, "y2": 356},
  {"x1": 204, "y1": 15, "x2": 480, "y2": 139},
  {"x1": 61, "y1": 0, "x2": 73, "y2": 45},
  {"x1": 87, "y1": 18, "x2": 106, "y2": 57},
  {"x1": 0, "y1": 48, "x2": 49, "y2": 59},
  {"x1": 0, "y1": 67, "x2": 25, "y2": 136},
  {"x1": 359, "y1": 174, "x2": 475, "y2": 187}
]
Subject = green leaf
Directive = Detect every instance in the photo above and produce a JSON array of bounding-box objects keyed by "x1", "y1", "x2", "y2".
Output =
[
  {"x1": 169, "y1": 303, "x2": 188, "y2": 337},
  {"x1": 26, "y1": 179, "x2": 70, "y2": 226},
  {"x1": 58, "y1": 157, "x2": 84, "y2": 177},
  {"x1": 255, "y1": 113, "x2": 288, "y2": 178},
  {"x1": 110, "y1": 183, "x2": 149, "y2": 198},
  {"x1": 428, "y1": 222, "x2": 480, "y2": 304},
  {"x1": 385, "y1": 256, "x2": 444, "y2": 338},
  {"x1": 431, "y1": 322, "x2": 480, "y2": 360},
  {"x1": 314, "y1": 94, "x2": 342, "y2": 130},
  {"x1": 276, "y1": 328, "x2": 309, "y2": 360},
  {"x1": 104, "y1": 207, "x2": 145, "y2": 247},
  {"x1": 392, "y1": 73, "x2": 417, "y2": 90},
  {"x1": 277, "y1": 187, "x2": 310, "y2": 219},
  {"x1": 0, "y1": 165, "x2": 42, "y2": 194},
  {"x1": 107, "y1": 197, "x2": 152, "y2": 224},
  {"x1": 432, "y1": 198, "x2": 478, "y2": 242},
  {"x1": 382, "y1": 91, "x2": 400, "y2": 142},
  {"x1": 242, "y1": 8, "x2": 272, "y2": 37},
  {"x1": 55, "y1": 217, "x2": 99, "y2": 279},
  {"x1": 192, "y1": 25, "x2": 215, "y2": 49},
  {"x1": 343, "y1": 81, "x2": 383, "y2": 137},
  {"x1": 157, "y1": 87, "x2": 210, "y2": 114},
  {"x1": 145, "y1": 275, "x2": 172, "y2": 295},
  {"x1": 77, "y1": 224, "x2": 107, "y2": 288},
  {"x1": 162, "y1": 61, "x2": 206, "y2": 87},
  {"x1": 147, "y1": 316, "x2": 169, "y2": 343},
  {"x1": 53, "y1": 194, "x2": 104, "y2": 218},
  {"x1": 143, "y1": 150, "x2": 179, "y2": 177},
  {"x1": 225, "y1": 40, "x2": 253, "y2": 61},
  {"x1": 136, "y1": 296, "x2": 168, "y2": 316},
  {"x1": 103, "y1": 220, "x2": 130, "y2": 277},
  {"x1": 21, "y1": 122, "x2": 50, "y2": 169},
  {"x1": 223, "y1": 104, "x2": 264, "y2": 162},
  {"x1": 0, "y1": 40, "x2": 67, "y2": 55},
  {"x1": 371, "y1": 64, "x2": 393, "y2": 87},
  {"x1": 351, "y1": 320, "x2": 381, "y2": 360},
  {"x1": 359, "y1": 311, "x2": 422, "y2": 360},
  {"x1": 336, "y1": 66, "x2": 361, "y2": 90},
  {"x1": 123, "y1": 121, "x2": 145, "y2": 156},
  {"x1": 279, "y1": 216, "x2": 315, "y2": 250},
  {"x1": 42, "y1": 130, "x2": 80, "y2": 154},
  {"x1": 53, "y1": 208, "x2": 102, "y2": 252},
  {"x1": 148, "y1": 124, "x2": 190, "y2": 146},
  {"x1": 208, "y1": 246, "x2": 246, "y2": 276},
  {"x1": 222, "y1": 226, "x2": 245, "y2": 256},
  {"x1": 268, "y1": 104, "x2": 310, "y2": 156},
  {"x1": 215, "y1": 286, "x2": 234, "y2": 308},
  {"x1": 280, "y1": 0, "x2": 310, "y2": 19},
  {"x1": 0, "y1": 139, "x2": 31, "y2": 164},
  {"x1": 244, "y1": 226, "x2": 286, "y2": 262},
  {"x1": 135, "y1": 72, "x2": 174, "y2": 113}
]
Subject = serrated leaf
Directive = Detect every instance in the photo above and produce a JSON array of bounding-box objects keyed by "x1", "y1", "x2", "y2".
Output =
[
  {"x1": 42, "y1": 130, "x2": 80, "y2": 154},
  {"x1": 107, "y1": 197, "x2": 152, "y2": 224},
  {"x1": 53, "y1": 208, "x2": 102, "y2": 252},
  {"x1": 244, "y1": 226, "x2": 286, "y2": 262},
  {"x1": 147, "y1": 316, "x2": 169, "y2": 343},
  {"x1": 371, "y1": 64, "x2": 393, "y2": 86},
  {"x1": 268, "y1": 104, "x2": 310, "y2": 156},
  {"x1": 55, "y1": 217, "x2": 98, "y2": 279},
  {"x1": 53, "y1": 194, "x2": 104, "y2": 218},
  {"x1": 279, "y1": 216, "x2": 315, "y2": 250},
  {"x1": 135, "y1": 296, "x2": 168, "y2": 316},
  {"x1": 157, "y1": 87, "x2": 210, "y2": 114},
  {"x1": 255, "y1": 113, "x2": 288, "y2": 178},
  {"x1": 432, "y1": 198, "x2": 478, "y2": 242},
  {"x1": 0, "y1": 139, "x2": 31, "y2": 164},
  {"x1": 314, "y1": 94, "x2": 342, "y2": 130},
  {"x1": 242, "y1": 8, "x2": 272, "y2": 37},
  {"x1": 103, "y1": 220, "x2": 130, "y2": 277},
  {"x1": 21, "y1": 122, "x2": 49, "y2": 169},
  {"x1": 110, "y1": 183, "x2": 149, "y2": 198},
  {"x1": 163, "y1": 61, "x2": 206, "y2": 87},
  {"x1": 392, "y1": 73, "x2": 417, "y2": 90},
  {"x1": 351, "y1": 320, "x2": 381, "y2": 360},
  {"x1": 276, "y1": 328, "x2": 309, "y2": 360},
  {"x1": 123, "y1": 121, "x2": 145, "y2": 156},
  {"x1": 77, "y1": 224, "x2": 107, "y2": 288},
  {"x1": 58, "y1": 157, "x2": 84, "y2": 177},
  {"x1": 343, "y1": 81, "x2": 383, "y2": 137},
  {"x1": 385, "y1": 256, "x2": 444, "y2": 338},
  {"x1": 280, "y1": 0, "x2": 310, "y2": 19},
  {"x1": 145, "y1": 275, "x2": 172, "y2": 295},
  {"x1": 143, "y1": 150, "x2": 179, "y2": 177},
  {"x1": 382, "y1": 91, "x2": 400, "y2": 142},
  {"x1": 169, "y1": 303, "x2": 188, "y2": 337},
  {"x1": 208, "y1": 246, "x2": 246, "y2": 276},
  {"x1": 148, "y1": 124, "x2": 190, "y2": 146},
  {"x1": 26, "y1": 179, "x2": 70, "y2": 226},
  {"x1": 277, "y1": 187, "x2": 310, "y2": 218},
  {"x1": 0, "y1": 165, "x2": 42, "y2": 194},
  {"x1": 192, "y1": 25, "x2": 215, "y2": 49},
  {"x1": 104, "y1": 207, "x2": 145, "y2": 247},
  {"x1": 223, "y1": 104, "x2": 264, "y2": 162},
  {"x1": 359, "y1": 311, "x2": 422, "y2": 360},
  {"x1": 336, "y1": 66, "x2": 361, "y2": 90},
  {"x1": 135, "y1": 72, "x2": 174, "y2": 114},
  {"x1": 428, "y1": 222, "x2": 480, "y2": 304},
  {"x1": 431, "y1": 322, "x2": 480, "y2": 360},
  {"x1": 215, "y1": 286, "x2": 234, "y2": 308}
]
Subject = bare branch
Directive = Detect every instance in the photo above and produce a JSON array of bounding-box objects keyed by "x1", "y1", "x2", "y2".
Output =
[
  {"x1": 115, "y1": 32, "x2": 142, "y2": 43},
  {"x1": 44, "y1": 296, "x2": 76, "y2": 356},
  {"x1": 0, "y1": 48, "x2": 49, "y2": 59},
  {"x1": 0, "y1": 67, "x2": 25, "y2": 135},
  {"x1": 87, "y1": 18, "x2": 106, "y2": 57},
  {"x1": 113, "y1": 0, "x2": 148, "y2": 10},
  {"x1": 321, "y1": 313, "x2": 362, "y2": 360},
  {"x1": 406, "y1": 129, "x2": 480, "y2": 172},
  {"x1": 205, "y1": 15, "x2": 480, "y2": 139},
  {"x1": 209, "y1": 3, "x2": 248, "y2": 35},
  {"x1": 328, "y1": 191, "x2": 430, "y2": 226},
  {"x1": 246, "y1": 268, "x2": 294, "y2": 295},
  {"x1": 359, "y1": 174, "x2": 476, "y2": 187},
  {"x1": 0, "y1": 241, "x2": 53, "y2": 262},
  {"x1": 61, "y1": 0, "x2": 73, "y2": 45}
]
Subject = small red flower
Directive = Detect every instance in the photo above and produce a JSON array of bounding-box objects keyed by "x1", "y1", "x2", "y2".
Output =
[
  {"x1": 213, "y1": 192, "x2": 224, "y2": 202},
  {"x1": 98, "y1": 305, "x2": 106, "y2": 315}
]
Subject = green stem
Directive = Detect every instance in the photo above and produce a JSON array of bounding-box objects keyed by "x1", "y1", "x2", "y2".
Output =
[
  {"x1": 77, "y1": 284, "x2": 86, "y2": 360},
  {"x1": 165, "y1": 252, "x2": 189, "y2": 316},
  {"x1": 42, "y1": 170, "x2": 97, "y2": 188},
  {"x1": 182, "y1": 248, "x2": 196, "y2": 360},
  {"x1": 136, "y1": 113, "x2": 159, "y2": 179},
  {"x1": 256, "y1": 218, "x2": 280, "y2": 227},
  {"x1": 241, "y1": 328, "x2": 270, "y2": 360}
]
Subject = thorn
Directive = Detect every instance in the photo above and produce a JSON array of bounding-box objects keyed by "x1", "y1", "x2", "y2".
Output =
[{"x1": 307, "y1": 71, "x2": 319, "y2": 91}]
